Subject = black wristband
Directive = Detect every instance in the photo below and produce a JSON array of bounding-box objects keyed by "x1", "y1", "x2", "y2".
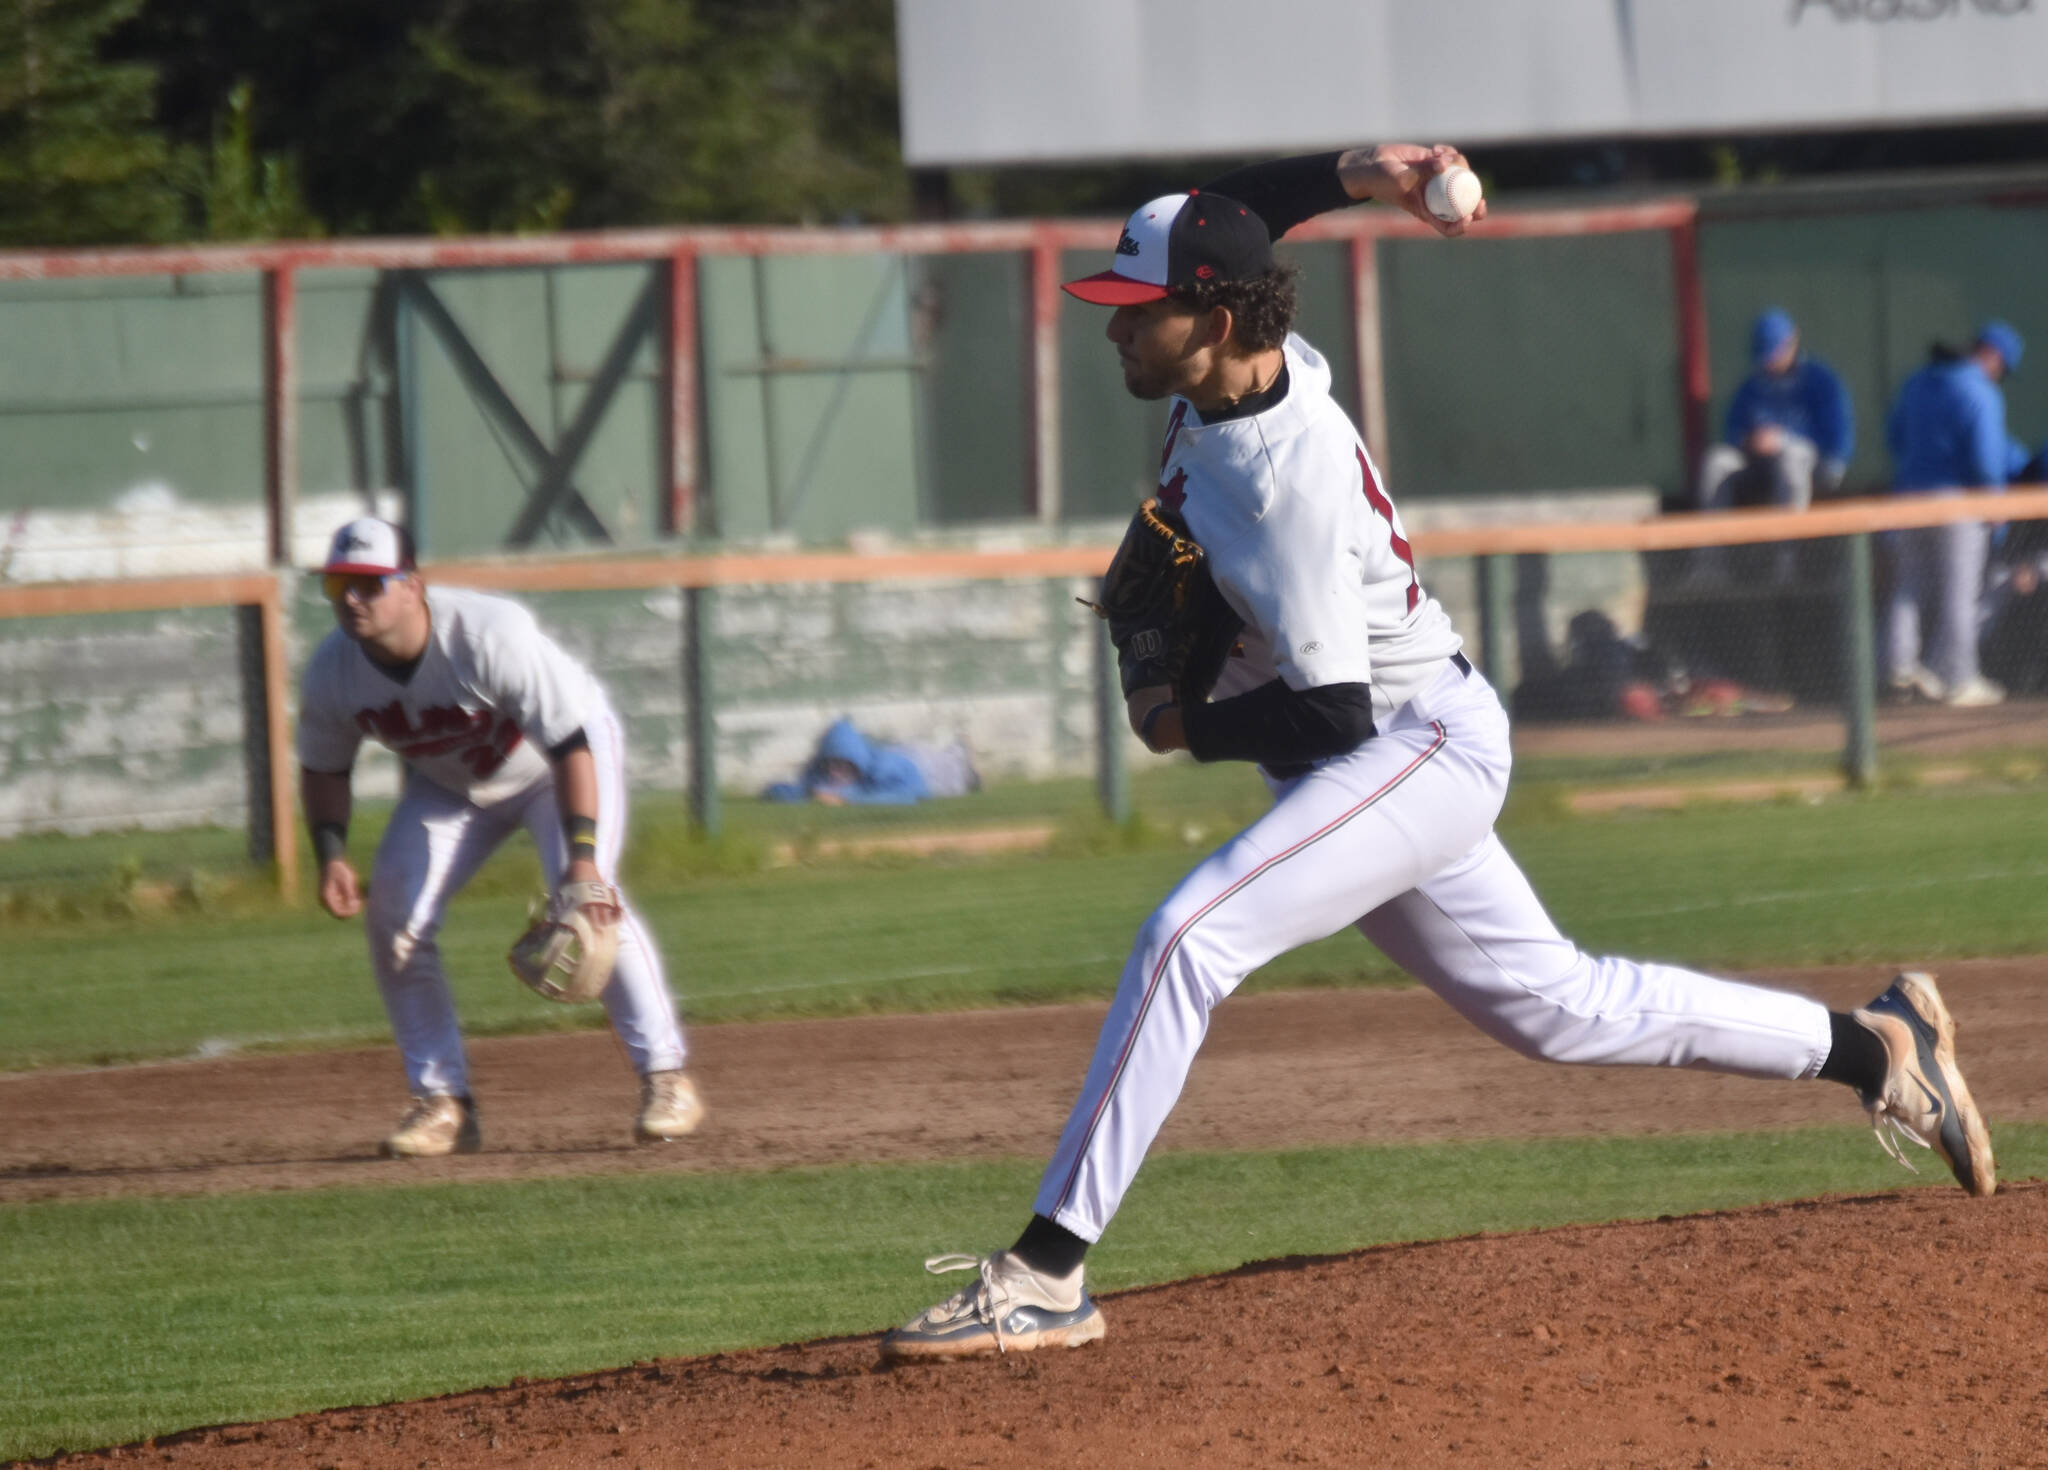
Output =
[
  {"x1": 311, "y1": 821, "x2": 348, "y2": 864},
  {"x1": 566, "y1": 814, "x2": 598, "y2": 861},
  {"x1": 1140, "y1": 701, "x2": 1177, "y2": 750}
]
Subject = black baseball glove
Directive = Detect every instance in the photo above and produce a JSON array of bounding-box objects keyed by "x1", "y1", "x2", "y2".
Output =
[{"x1": 1082, "y1": 497, "x2": 1245, "y2": 704}]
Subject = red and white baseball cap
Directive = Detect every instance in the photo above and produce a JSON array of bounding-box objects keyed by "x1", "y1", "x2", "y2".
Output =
[
  {"x1": 320, "y1": 517, "x2": 416, "y2": 576},
  {"x1": 1063, "y1": 191, "x2": 1277, "y2": 306}
]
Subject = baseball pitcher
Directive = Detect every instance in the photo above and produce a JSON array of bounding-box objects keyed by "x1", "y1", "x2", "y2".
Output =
[{"x1": 879, "y1": 146, "x2": 1993, "y2": 1363}]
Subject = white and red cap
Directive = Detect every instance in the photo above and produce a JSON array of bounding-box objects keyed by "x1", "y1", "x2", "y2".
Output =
[
  {"x1": 1063, "y1": 191, "x2": 1277, "y2": 306},
  {"x1": 320, "y1": 516, "x2": 416, "y2": 576}
]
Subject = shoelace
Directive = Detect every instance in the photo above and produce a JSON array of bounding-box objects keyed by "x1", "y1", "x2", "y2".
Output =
[
  {"x1": 1865, "y1": 1090, "x2": 1933, "y2": 1175},
  {"x1": 396, "y1": 1097, "x2": 454, "y2": 1135},
  {"x1": 1860, "y1": 1003, "x2": 1941, "y2": 1177},
  {"x1": 921, "y1": 1253, "x2": 1014, "y2": 1354}
]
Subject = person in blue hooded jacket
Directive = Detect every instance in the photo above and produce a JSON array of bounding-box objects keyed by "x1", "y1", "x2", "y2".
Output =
[
  {"x1": 1698, "y1": 309, "x2": 1855, "y2": 516},
  {"x1": 1692, "y1": 309, "x2": 1854, "y2": 585},
  {"x1": 1883, "y1": 319, "x2": 2026, "y2": 708},
  {"x1": 762, "y1": 717, "x2": 980, "y2": 806}
]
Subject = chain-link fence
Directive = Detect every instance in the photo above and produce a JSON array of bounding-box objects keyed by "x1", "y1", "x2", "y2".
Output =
[
  {"x1": 1463, "y1": 491, "x2": 2048, "y2": 802},
  {"x1": 8, "y1": 491, "x2": 2046, "y2": 889}
]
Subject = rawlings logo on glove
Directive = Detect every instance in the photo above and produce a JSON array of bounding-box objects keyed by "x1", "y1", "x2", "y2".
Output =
[
  {"x1": 1082, "y1": 497, "x2": 1245, "y2": 704},
  {"x1": 507, "y1": 879, "x2": 621, "y2": 1004}
]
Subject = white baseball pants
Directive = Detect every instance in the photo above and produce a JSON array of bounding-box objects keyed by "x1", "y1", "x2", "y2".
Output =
[
  {"x1": 364, "y1": 705, "x2": 686, "y2": 1098},
  {"x1": 1035, "y1": 662, "x2": 1833, "y2": 1243}
]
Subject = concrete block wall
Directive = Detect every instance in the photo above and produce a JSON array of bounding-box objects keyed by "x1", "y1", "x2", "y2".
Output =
[
  {"x1": 0, "y1": 607, "x2": 246, "y2": 837},
  {"x1": 0, "y1": 493, "x2": 1654, "y2": 838}
]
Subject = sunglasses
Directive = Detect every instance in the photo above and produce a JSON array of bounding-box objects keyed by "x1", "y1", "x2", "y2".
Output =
[{"x1": 322, "y1": 572, "x2": 403, "y2": 603}]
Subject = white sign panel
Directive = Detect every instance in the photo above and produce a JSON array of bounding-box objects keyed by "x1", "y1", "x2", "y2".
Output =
[{"x1": 898, "y1": 0, "x2": 2048, "y2": 166}]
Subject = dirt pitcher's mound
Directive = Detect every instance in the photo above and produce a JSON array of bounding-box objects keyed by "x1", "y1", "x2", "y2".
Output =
[{"x1": 29, "y1": 1183, "x2": 2048, "y2": 1470}]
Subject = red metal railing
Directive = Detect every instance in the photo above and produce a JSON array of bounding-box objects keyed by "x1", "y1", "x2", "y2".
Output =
[{"x1": 0, "y1": 199, "x2": 1708, "y2": 560}]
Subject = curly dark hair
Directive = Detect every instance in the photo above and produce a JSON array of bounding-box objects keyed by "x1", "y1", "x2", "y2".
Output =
[{"x1": 1168, "y1": 263, "x2": 1300, "y2": 354}]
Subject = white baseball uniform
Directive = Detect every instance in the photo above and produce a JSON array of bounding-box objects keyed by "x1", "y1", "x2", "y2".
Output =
[
  {"x1": 298, "y1": 584, "x2": 686, "y2": 1098},
  {"x1": 1035, "y1": 334, "x2": 1833, "y2": 1242}
]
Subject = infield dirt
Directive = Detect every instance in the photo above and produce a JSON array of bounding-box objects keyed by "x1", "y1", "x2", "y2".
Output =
[{"x1": 9, "y1": 959, "x2": 2047, "y2": 1468}]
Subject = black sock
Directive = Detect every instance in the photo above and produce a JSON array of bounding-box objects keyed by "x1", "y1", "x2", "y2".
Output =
[
  {"x1": 1011, "y1": 1214, "x2": 1090, "y2": 1278},
  {"x1": 1817, "y1": 1010, "x2": 1890, "y2": 1096}
]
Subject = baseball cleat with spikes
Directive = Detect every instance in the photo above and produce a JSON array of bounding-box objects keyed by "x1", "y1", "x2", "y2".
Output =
[
  {"x1": 880, "y1": 1250, "x2": 1105, "y2": 1362},
  {"x1": 1854, "y1": 971, "x2": 1995, "y2": 1197},
  {"x1": 381, "y1": 1094, "x2": 480, "y2": 1159},
  {"x1": 634, "y1": 1069, "x2": 705, "y2": 1143}
]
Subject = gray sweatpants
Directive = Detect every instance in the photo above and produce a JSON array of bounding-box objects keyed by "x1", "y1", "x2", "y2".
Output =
[
  {"x1": 1697, "y1": 436, "x2": 1821, "y2": 513},
  {"x1": 1886, "y1": 511, "x2": 1990, "y2": 689}
]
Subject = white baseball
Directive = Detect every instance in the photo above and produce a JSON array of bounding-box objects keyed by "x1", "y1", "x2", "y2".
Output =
[{"x1": 1424, "y1": 166, "x2": 1483, "y2": 223}]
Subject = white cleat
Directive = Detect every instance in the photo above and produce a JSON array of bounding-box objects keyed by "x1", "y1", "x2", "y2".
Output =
[
  {"x1": 1887, "y1": 664, "x2": 1946, "y2": 703},
  {"x1": 1853, "y1": 971, "x2": 1995, "y2": 1197},
  {"x1": 381, "y1": 1094, "x2": 481, "y2": 1158},
  {"x1": 1942, "y1": 675, "x2": 2005, "y2": 709},
  {"x1": 880, "y1": 1250, "x2": 1106, "y2": 1363},
  {"x1": 634, "y1": 1070, "x2": 705, "y2": 1143}
]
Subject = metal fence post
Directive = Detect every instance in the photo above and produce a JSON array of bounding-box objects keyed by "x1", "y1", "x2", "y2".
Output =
[
  {"x1": 1476, "y1": 554, "x2": 1514, "y2": 688},
  {"x1": 1095, "y1": 620, "x2": 1130, "y2": 823},
  {"x1": 1841, "y1": 533, "x2": 1878, "y2": 787},
  {"x1": 236, "y1": 603, "x2": 276, "y2": 868},
  {"x1": 262, "y1": 266, "x2": 298, "y2": 567},
  {"x1": 684, "y1": 585, "x2": 721, "y2": 834},
  {"x1": 235, "y1": 584, "x2": 299, "y2": 895}
]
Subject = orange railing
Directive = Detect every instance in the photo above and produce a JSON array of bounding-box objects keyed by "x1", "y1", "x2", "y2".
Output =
[{"x1": 9, "y1": 486, "x2": 2046, "y2": 893}]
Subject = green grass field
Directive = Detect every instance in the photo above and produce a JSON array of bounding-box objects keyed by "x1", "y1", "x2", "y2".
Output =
[
  {"x1": 6, "y1": 766, "x2": 2048, "y2": 1070},
  {"x1": 8, "y1": 1126, "x2": 2046, "y2": 1461},
  {"x1": 4, "y1": 763, "x2": 2047, "y2": 1458}
]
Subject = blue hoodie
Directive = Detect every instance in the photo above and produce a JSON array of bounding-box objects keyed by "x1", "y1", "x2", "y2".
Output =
[
  {"x1": 1723, "y1": 358, "x2": 1854, "y2": 466},
  {"x1": 1886, "y1": 356, "x2": 2009, "y2": 493},
  {"x1": 763, "y1": 717, "x2": 931, "y2": 804}
]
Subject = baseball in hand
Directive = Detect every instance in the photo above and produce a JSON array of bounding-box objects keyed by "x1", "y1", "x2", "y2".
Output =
[{"x1": 1424, "y1": 166, "x2": 1483, "y2": 223}]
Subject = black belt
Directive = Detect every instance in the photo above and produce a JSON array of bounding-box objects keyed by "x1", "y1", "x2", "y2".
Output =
[{"x1": 1452, "y1": 651, "x2": 1473, "y2": 677}]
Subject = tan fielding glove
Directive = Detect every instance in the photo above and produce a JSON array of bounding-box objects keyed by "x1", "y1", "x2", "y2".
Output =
[{"x1": 507, "y1": 879, "x2": 621, "y2": 1004}]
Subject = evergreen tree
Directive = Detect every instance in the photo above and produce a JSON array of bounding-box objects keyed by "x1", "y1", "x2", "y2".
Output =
[
  {"x1": 118, "y1": 0, "x2": 465, "y2": 235},
  {"x1": 592, "y1": 0, "x2": 908, "y2": 226},
  {"x1": 122, "y1": 0, "x2": 909, "y2": 236},
  {"x1": 172, "y1": 81, "x2": 323, "y2": 240},
  {"x1": 0, "y1": 0, "x2": 182, "y2": 246}
]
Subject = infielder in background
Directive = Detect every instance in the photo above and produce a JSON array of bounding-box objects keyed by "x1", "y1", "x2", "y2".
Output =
[
  {"x1": 298, "y1": 517, "x2": 703, "y2": 1157},
  {"x1": 880, "y1": 145, "x2": 1994, "y2": 1362}
]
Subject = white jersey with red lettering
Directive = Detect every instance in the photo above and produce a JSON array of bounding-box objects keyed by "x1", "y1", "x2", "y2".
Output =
[
  {"x1": 1031, "y1": 331, "x2": 1834, "y2": 1244},
  {"x1": 298, "y1": 584, "x2": 686, "y2": 1098},
  {"x1": 297, "y1": 585, "x2": 592, "y2": 804},
  {"x1": 1167, "y1": 333, "x2": 1462, "y2": 722}
]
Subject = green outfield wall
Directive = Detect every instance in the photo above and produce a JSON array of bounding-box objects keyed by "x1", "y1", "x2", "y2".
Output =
[
  {"x1": 2, "y1": 175, "x2": 2044, "y2": 835},
  {"x1": 2, "y1": 177, "x2": 2041, "y2": 560}
]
